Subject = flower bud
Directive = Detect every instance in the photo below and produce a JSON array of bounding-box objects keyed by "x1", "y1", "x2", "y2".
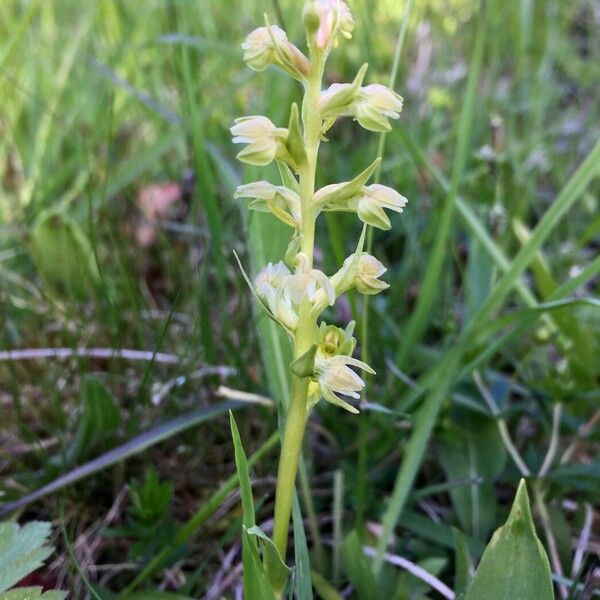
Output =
[
  {"x1": 235, "y1": 181, "x2": 301, "y2": 228},
  {"x1": 314, "y1": 0, "x2": 354, "y2": 50},
  {"x1": 353, "y1": 84, "x2": 404, "y2": 132},
  {"x1": 349, "y1": 184, "x2": 408, "y2": 230},
  {"x1": 316, "y1": 321, "x2": 356, "y2": 358},
  {"x1": 242, "y1": 25, "x2": 310, "y2": 80},
  {"x1": 230, "y1": 116, "x2": 288, "y2": 166}
]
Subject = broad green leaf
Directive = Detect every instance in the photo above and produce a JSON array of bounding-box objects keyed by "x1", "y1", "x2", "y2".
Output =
[
  {"x1": 464, "y1": 480, "x2": 553, "y2": 600},
  {"x1": 293, "y1": 494, "x2": 313, "y2": 600},
  {"x1": 0, "y1": 521, "x2": 53, "y2": 593},
  {"x1": 0, "y1": 588, "x2": 65, "y2": 600},
  {"x1": 438, "y1": 414, "x2": 506, "y2": 538},
  {"x1": 341, "y1": 531, "x2": 378, "y2": 600}
]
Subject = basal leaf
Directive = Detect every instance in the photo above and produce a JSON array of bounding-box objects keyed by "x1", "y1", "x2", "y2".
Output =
[{"x1": 464, "y1": 480, "x2": 553, "y2": 600}]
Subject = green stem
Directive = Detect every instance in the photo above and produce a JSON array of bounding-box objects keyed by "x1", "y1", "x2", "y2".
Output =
[
  {"x1": 273, "y1": 374, "x2": 310, "y2": 558},
  {"x1": 271, "y1": 51, "x2": 324, "y2": 560}
]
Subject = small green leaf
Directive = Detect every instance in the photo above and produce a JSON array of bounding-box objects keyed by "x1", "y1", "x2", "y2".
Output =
[
  {"x1": 290, "y1": 345, "x2": 318, "y2": 378},
  {"x1": 464, "y1": 479, "x2": 553, "y2": 600},
  {"x1": 0, "y1": 521, "x2": 53, "y2": 593}
]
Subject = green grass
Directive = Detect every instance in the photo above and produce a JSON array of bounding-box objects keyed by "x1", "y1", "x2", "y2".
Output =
[{"x1": 1, "y1": 0, "x2": 599, "y2": 597}]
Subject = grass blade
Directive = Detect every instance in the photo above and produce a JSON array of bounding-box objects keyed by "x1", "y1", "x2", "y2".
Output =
[
  {"x1": 293, "y1": 493, "x2": 313, "y2": 600},
  {"x1": 375, "y1": 135, "x2": 600, "y2": 572}
]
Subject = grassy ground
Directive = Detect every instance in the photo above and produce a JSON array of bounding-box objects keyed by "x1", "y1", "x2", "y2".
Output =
[{"x1": 1, "y1": 0, "x2": 599, "y2": 597}]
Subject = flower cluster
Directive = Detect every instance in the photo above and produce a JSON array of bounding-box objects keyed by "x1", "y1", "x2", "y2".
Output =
[{"x1": 232, "y1": 0, "x2": 408, "y2": 415}]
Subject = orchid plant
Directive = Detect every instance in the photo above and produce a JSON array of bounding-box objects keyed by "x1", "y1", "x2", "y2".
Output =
[{"x1": 230, "y1": 1, "x2": 407, "y2": 595}]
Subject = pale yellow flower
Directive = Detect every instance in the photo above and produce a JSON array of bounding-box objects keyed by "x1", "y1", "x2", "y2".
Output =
[
  {"x1": 235, "y1": 181, "x2": 301, "y2": 228},
  {"x1": 349, "y1": 184, "x2": 408, "y2": 230},
  {"x1": 353, "y1": 84, "x2": 404, "y2": 132},
  {"x1": 230, "y1": 116, "x2": 288, "y2": 166},
  {"x1": 315, "y1": 355, "x2": 375, "y2": 413},
  {"x1": 242, "y1": 26, "x2": 310, "y2": 80}
]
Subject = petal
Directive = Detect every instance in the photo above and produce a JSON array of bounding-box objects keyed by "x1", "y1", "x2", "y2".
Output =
[
  {"x1": 321, "y1": 385, "x2": 360, "y2": 414},
  {"x1": 332, "y1": 355, "x2": 376, "y2": 375},
  {"x1": 234, "y1": 181, "x2": 277, "y2": 200}
]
